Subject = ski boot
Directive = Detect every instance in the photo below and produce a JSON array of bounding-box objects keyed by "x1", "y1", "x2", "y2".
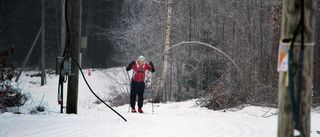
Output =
[
  {"x1": 131, "y1": 108, "x2": 137, "y2": 113},
  {"x1": 138, "y1": 108, "x2": 143, "y2": 113}
]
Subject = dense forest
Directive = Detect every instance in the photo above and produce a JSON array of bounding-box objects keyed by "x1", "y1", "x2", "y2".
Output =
[
  {"x1": 0, "y1": 0, "x2": 319, "y2": 108},
  {"x1": 0, "y1": 0, "x2": 122, "y2": 68}
]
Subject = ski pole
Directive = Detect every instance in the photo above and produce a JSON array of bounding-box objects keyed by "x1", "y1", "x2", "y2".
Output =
[
  {"x1": 151, "y1": 72, "x2": 154, "y2": 114},
  {"x1": 126, "y1": 70, "x2": 131, "y2": 113},
  {"x1": 127, "y1": 66, "x2": 135, "y2": 113}
]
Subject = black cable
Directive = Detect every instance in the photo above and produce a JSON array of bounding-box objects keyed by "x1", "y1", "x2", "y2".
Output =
[
  {"x1": 288, "y1": 0, "x2": 305, "y2": 132},
  {"x1": 289, "y1": 21, "x2": 302, "y2": 49},
  {"x1": 294, "y1": 0, "x2": 304, "y2": 132},
  {"x1": 58, "y1": 0, "x2": 70, "y2": 114},
  {"x1": 59, "y1": 56, "x2": 127, "y2": 122},
  {"x1": 300, "y1": 0, "x2": 304, "y2": 51},
  {"x1": 63, "y1": 0, "x2": 70, "y2": 57}
]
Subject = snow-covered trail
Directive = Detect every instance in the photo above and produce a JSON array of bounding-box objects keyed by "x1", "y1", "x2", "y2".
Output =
[
  {"x1": 0, "y1": 68, "x2": 319, "y2": 137},
  {"x1": 1, "y1": 101, "x2": 279, "y2": 137}
]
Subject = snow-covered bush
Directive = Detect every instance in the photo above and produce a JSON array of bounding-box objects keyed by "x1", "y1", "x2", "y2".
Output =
[
  {"x1": 95, "y1": 68, "x2": 131, "y2": 107},
  {"x1": 106, "y1": 86, "x2": 130, "y2": 107},
  {"x1": 0, "y1": 45, "x2": 28, "y2": 113},
  {"x1": 197, "y1": 82, "x2": 242, "y2": 110}
]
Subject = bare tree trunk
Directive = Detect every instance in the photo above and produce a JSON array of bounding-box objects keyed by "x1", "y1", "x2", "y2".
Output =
[
  {"x1": 15, "y1": 27, "x2": 42, "y2": 82},
  {"x1": 188, "y1": 0, "x2": 192, "y2": 56},
  {"x1": 41, "y1": 0, "x2": 46, "y2": 86},
  {"x1": 277, "y1": 0, "x2": 315, "y2": 136},
  {"x1": 155, "y1": 0, "x2": 172, "y2": 103},
  {"x1": 259, "y1": 0, "x2": 264, "y2": 83}
]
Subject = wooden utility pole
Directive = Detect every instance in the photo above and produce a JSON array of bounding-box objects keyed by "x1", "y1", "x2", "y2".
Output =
[
  {"x1": 61, "y1": 0, "x2": 66, "y2": 56},
  {"x1": 66, "y1": 0, "x2": 81, "y2": 114},
  {"x1": 41, "y1": 0, "x2": 46, "y2": 86},
  {"x1": 277, "y1": 0, "x2": 315, "y2": 137},
  {"x1": 155, "y1": 0, "x2": 172, "y2": 103}
]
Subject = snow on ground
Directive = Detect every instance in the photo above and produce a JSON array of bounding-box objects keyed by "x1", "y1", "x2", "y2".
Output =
[{"x1": 1, "y1": 68, "x2": 319, "y2": 137}]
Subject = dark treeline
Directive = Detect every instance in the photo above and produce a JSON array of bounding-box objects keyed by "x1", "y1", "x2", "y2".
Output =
[{"x1": 0, "y1": 0, "x2": 122, "y2": 69}]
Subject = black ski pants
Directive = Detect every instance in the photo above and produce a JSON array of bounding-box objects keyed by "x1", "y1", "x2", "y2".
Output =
[{"x1": 130, "y1": 81, "x2": 145, "y2": 108}]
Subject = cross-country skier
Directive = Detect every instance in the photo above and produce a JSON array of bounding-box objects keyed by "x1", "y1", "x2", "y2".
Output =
[{"x1": 126, "y1": 56, "x2": 155, "y2": 113}]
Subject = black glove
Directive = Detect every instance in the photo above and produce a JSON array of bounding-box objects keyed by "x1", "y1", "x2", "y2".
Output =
[
  {"x1": 149, "y1": 62, "x2": 155, "y2": 72},
  {"x1": 126, "y1": 61, "x2": 135, "y2": 71},
  {"x1": 129, "y1": 61, "x2": 135, "y2": 67},
  {"x1": 149, "y1": 62, "x2": 154, "y2": 67}
]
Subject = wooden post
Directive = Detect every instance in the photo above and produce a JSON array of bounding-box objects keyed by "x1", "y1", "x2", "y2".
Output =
[
  {"x1": 277, "y1": 0, "x2": 315, "y2": 137},
  {"x1": 66, "y1": 0, "x2": 81, "y2": 114}
]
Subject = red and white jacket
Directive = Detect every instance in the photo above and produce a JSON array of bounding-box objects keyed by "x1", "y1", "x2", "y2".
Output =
[{"x1": 127, "y1": 62, "x2": 155, "y2": 82}]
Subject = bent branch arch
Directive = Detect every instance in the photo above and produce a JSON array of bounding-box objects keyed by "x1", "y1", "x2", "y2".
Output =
[{"x1": 161, "y1": 41, "x2": 241, "y2": 75}]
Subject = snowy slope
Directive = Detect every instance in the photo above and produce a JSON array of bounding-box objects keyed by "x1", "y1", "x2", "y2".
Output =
[{"x1": 0, "y1": 68, "x2": 319, "y2": 137}]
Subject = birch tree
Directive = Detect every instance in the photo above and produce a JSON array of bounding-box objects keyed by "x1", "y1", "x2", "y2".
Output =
[{"x1": 154, "y1": 0, "x2": 172, "y2": 103}]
